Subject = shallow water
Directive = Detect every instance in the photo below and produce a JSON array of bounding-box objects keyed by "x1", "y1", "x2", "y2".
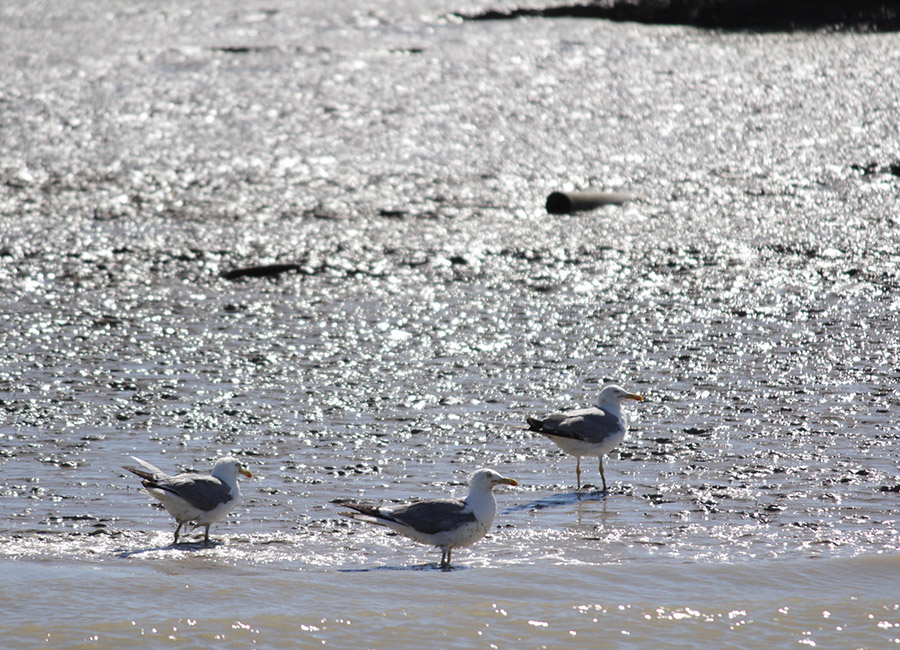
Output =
[
  {"x1": 2, "y1": 0, "x2": 900, "y2": 647},
  {"x1": 5, "y1": 555, "x2": 900, "y2": 648}
]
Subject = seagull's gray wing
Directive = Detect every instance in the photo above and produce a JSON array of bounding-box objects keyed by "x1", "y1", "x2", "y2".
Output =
[
  {"x1": 152, "y1": 474, "x2": 233, "y2": 511},
  {"x1": 528, "y1": 407, "x2": 623, "y2": 444},
  {"x1": 386, "y1": 499, "x2": 476, "y2": 535}
]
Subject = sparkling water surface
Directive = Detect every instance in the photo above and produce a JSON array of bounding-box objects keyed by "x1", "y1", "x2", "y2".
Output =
[{"x1": 1, "y1": 0, "x2": 899, "y2": 647}]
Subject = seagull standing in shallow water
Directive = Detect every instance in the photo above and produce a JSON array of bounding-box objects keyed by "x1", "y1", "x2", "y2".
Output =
[
  {"x1": 527, "y1": 384, "x2": 643, "y2": 492},
  {"x1": 339, "y1": 468, "x2": 518, "y2": 569},
  {"x1": 123, "y1": 456, "x2": 253, "y2": 544}
]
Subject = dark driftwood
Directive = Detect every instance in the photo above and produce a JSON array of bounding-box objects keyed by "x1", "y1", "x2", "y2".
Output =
[
  {"x1": 546, "y1": 191, "x2": 639, "y2": 214},
  {"x1": 220, "y1": 263, "x2": 303, "y2": 280}
]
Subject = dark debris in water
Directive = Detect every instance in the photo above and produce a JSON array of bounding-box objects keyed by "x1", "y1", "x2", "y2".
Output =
[
  {"x1": 851, "y1": 159, "x2": 900, "y2": 177},
  {"x1": 220, "y1": 263, "x2": 305, "y2": 280}
]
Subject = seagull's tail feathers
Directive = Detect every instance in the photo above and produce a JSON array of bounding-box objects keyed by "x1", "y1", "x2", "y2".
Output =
[
  {"x1": 128, "y1": 456, "x2": 168, "y2": 476},
  {"x1": 336, "y1": 501, "x2": 390, "y2": 527},
  {"x1": 123, "y1": 465, "x2": 156, "y2": 481},
  {"x1": 526, "y1": 416, "x2": 546, "y2": 432},
  {"x1": 123, "y1": 463, "x2": 165, "y2": 490}
]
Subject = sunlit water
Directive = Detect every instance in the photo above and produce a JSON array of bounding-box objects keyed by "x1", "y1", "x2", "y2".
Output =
[{"x1": 2, "y1": 0, "x2": 899, "y2": 647}]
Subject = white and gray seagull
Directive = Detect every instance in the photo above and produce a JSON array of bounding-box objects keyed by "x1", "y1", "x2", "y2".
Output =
[
  {"x1": 123, "y1": 455, "x2": 253, "y2": 544},
  {"x1": 527, "y1": 384, "x2": 643, "y2": 492},
  {"x1": 339, "y1": 468, "x2": 518, "y2": 568}
]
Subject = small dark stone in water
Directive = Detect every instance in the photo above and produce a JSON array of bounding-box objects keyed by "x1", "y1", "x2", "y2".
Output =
[
  {"x1": 93, "y1": 315, "x2": 123, "y2": 327},
  {"x1": 389, "y1": 47, "x2": 425, "y2": 55},
  {"x1": 212, "y1": 45, "x2": 281, "y2": 54},
  {"x1": 401, "y1": 257, "x2": 430, "y2": 268},
  {"x1": 852, "y1": 159, "x2": 900, "y2": 176},
  {"x1": 879, "y1": 484, "x2": 900, "y2": 493},
  {"x1": 379, "y1": 209, "x2": 408, "y2": 218},
  {"x1": 852, "y1": 161, "x2": 880, "y2": 174}
]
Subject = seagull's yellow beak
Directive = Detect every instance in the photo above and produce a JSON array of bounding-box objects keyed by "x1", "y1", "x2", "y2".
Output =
[
  {"x1": 240, "y1": 467, "x2": 253, "y2": 478},
  {"x1": 493, "y1": 477, "x2": 518, "y2": 487},
  {"x1": 626, "y1": 393, "x2": 644, "y2": 402}
]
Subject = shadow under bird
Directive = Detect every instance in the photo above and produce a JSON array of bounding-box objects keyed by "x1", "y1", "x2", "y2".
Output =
[
  {"x1": 338, "y1": 468, "x2": 518, "y2": 569},
  {"x1": 527, "y1": 384, "x2": 643, "y2": 492},
  {"x1": 123, "y1": 455, "x2": 252, "y2": 544}
]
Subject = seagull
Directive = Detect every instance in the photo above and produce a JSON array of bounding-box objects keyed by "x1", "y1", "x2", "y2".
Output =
[
  {"x1": 527, "y1": 384, "x2": 643, "y2": 492},
  {"x1": 123, "y1": 455, "x2": 252, "y2": 544},
  {"x1": 338, "y1": 468, "x2": 518, "y2": 568}
]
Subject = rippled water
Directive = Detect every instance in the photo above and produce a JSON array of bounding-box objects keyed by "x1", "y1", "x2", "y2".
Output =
[
  {"x1": 5, "y1": 556, "x2": 900, "y2": 648},
  {"x1": 2, "y1": 0, "x2": 899, "y2": 647}
]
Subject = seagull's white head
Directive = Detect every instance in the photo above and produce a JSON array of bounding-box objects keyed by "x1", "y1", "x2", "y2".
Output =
[
  {"x1": 212, "y1": 456, "x2": 253, "y2": 482},
  {"x1": 470, "y1": 468, "x2": 519, "y2": 491},
  {"x1": 597, "y1": 385, "x2": 644, "y2": 407}
]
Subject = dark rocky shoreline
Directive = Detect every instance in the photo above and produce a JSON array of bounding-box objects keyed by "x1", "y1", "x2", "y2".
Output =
[{"x1": 463, "y1": 0, "x2": 900, "y2": 31}]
